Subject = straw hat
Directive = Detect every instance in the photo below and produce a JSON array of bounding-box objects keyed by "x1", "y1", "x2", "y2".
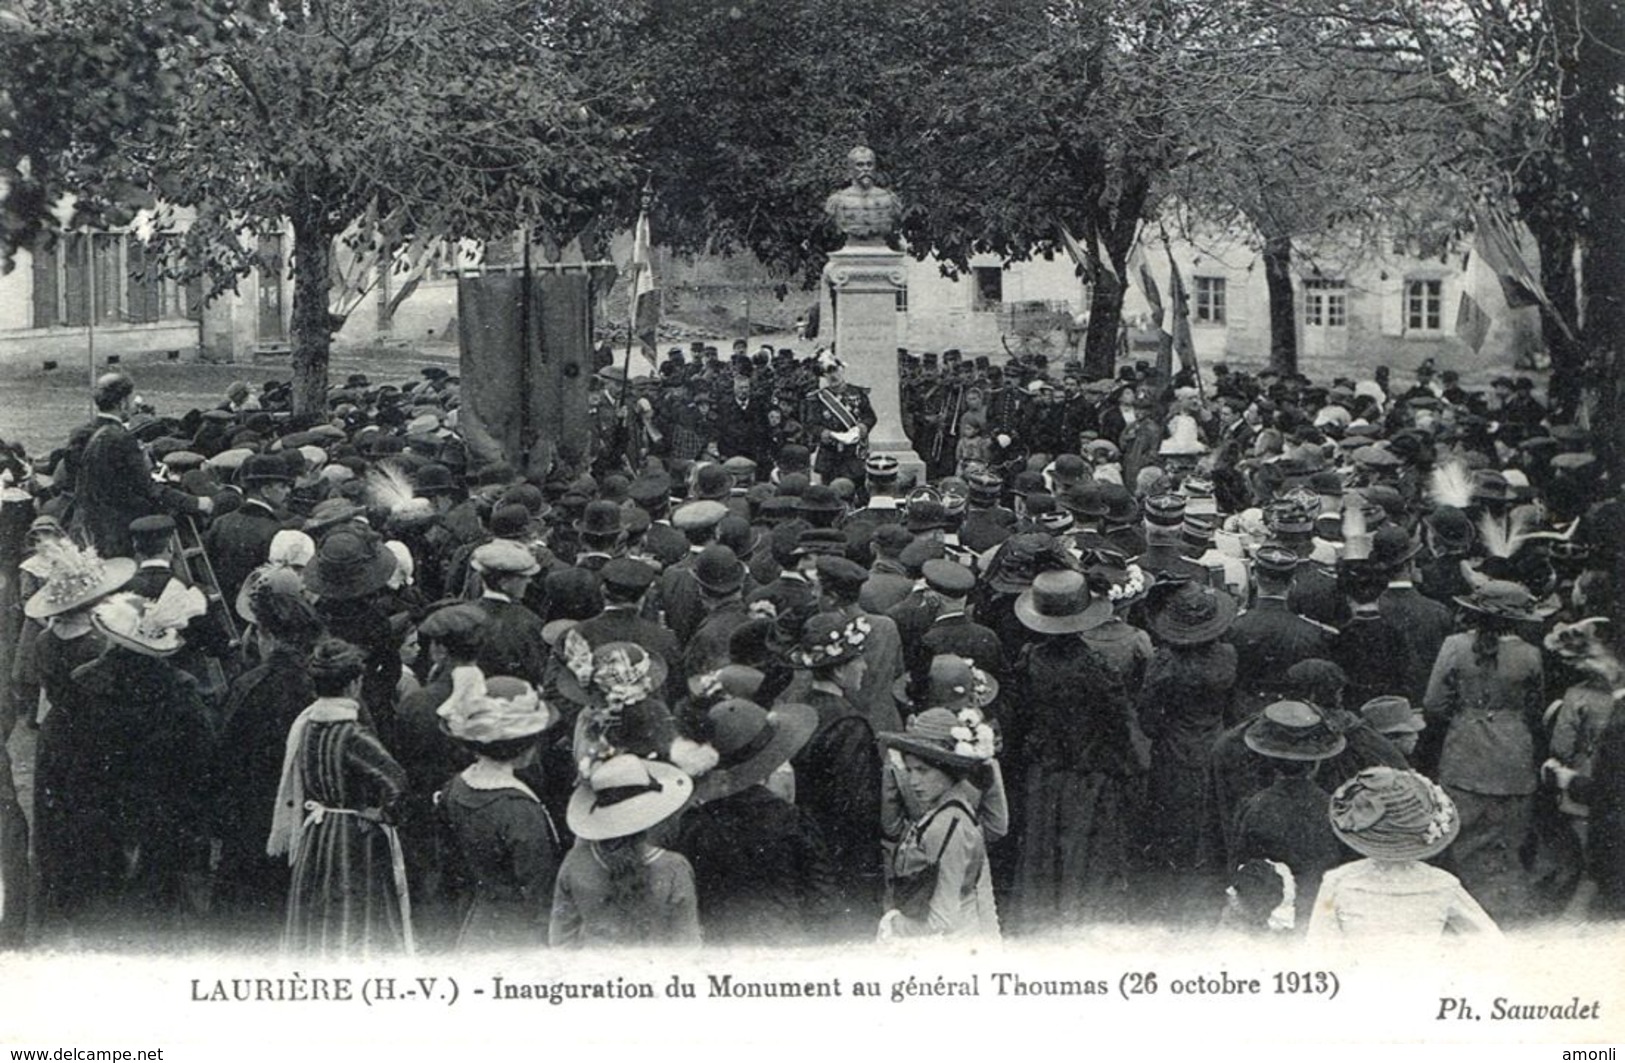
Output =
[
  {"x1": 1329, "y1": 767, "x2": 1460, "y2": 861},
  {"x1": 566, "y1": 754, "x2": 693, "y2": 841},
  {"x1": 1243, "y1": 700, "x2": 1347, "y2": 762},
  {"x1": 23, "y1": 540, "x2": 137, "y2": 620},
  {"x1": 879, "y1": 707, "x2": 998, "y2": 773},
  {"x1": 91, "y1": 584, "x2": 207, "y2": 657},
  {"x1": 1014, "y1": 570, "x2": 1111, "y2": 635},
  {"x1": 689, "y1": 698, "x2": 817, "y2": 804}
]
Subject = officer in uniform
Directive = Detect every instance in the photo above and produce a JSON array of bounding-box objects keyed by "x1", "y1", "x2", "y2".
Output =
[{"x1": 803, "y1": 351, "x2": 876, "y2": 485}]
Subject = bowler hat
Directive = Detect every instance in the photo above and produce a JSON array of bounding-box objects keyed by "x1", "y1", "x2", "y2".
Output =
[
  {"x1": 693, "y1": 544, "x2": 745, "y2": 595},
  {"x1": 575, "y1": 500, "x2": 626, "y2": 538}
]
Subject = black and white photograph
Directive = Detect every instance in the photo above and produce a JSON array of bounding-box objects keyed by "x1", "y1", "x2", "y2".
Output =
[{"x1": 0, "y1": 0, "x2": 1622, "y2": 1056}]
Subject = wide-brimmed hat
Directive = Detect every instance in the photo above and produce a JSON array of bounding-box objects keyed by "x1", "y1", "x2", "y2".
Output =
[
  {"x1": 788, "y1": 612, "x2": 871, "y2": 669},
  {"x1": 302, "y1": 528, "x2": 398, "y2": 600},
  {"x1": 1329, "y1": 767, "x2": 1459, "y2": 861},
  {"x1": 985, "y1": 533, "x2": 1057, "y2": 594},
  {"x1": 879, "y1": 707, "x2": 997, "y2": 772},
  {"x1": 1149, "y1": 582, "x2": 1238, "y2": 645},
  {"x1": 1244, "y1": 700, "x2": 1347, "y2": 761},
  {"x1": 1014, "y1": 570, "x2": 1111, "y2": 635},
  {"x1": 91, "y1": 584, "x2": 207, "y2": 657},
  {"x1": 436, "y1": 666, "x2": 554, "y2": 748},
  {"x1": 566, "y1": 754, "x2": 693, "y2": 841},
  {"x1": 1452, "y1": 579, "x2": 1550, "y2": 622},
  {"x1": 1360, "y1": 695, "x2": 1426, "y2": 735},
  {"x1": 555, "y1": 634, "x2": 669, "y2": 707},
  {"x1": 690, "y1": 698, "x2": 818, "y2": 804},
  {"x1": 23, "y1": 540, "x2": 138, "y2": 619}
]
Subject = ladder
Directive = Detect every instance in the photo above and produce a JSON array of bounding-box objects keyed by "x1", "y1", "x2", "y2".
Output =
[{"x1": 170, "y1": 514, "x2": 239, "y2": 697}]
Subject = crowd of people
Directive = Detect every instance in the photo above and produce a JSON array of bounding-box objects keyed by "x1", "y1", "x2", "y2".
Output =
[{"x1": 0, "y1": 338, "x2": 1620, "y2": 956}]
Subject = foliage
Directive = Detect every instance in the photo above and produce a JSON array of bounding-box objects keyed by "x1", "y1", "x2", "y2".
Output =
[{"x1": 1, "y1": 0, "x2": 641, "y2": 411}]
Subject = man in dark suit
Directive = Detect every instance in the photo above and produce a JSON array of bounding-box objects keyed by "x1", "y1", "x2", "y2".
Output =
[
  {"x1": 72, "y1": 372, "x2": 212, "y2": 558},
  {"x1": 470, "y1": 539, "x2": 550, "y2": 687},
  {"x1": 958, "y1": 471, "x2": 1017, "y2": 554},
  {"x1": 1371, "y1": 527, "x2": 1453, "y2": 703},
  {"x1": 204, "y1": 452, "x2": 292, "y2": 607},
  {"x1": 124, "y1": 515, "x2": 184, "y2": 599},
  {"x1": 1226, "y1": 545, "x2": 1336, "y2": 722},
  {"x1": 574, "y1": 558, "x2": 681, "y2": 671},
  {"x1": 915, "y1": 558, "x2": 1003, "y2": 685}
]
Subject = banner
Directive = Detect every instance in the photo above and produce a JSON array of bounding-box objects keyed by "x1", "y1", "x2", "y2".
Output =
[
  {"x1": 1164, "y1": 247, "x2": 1199, "y2": 376},
  {"x1": 630, "y1": 208, "x2": 659, "y2": 365},
  {"x1": 1455, "y1": 290, "x2": 1491, "y2": 353},
  {"x1": 1471, "y1": 204, "x2": 1574, "y2": 341}
]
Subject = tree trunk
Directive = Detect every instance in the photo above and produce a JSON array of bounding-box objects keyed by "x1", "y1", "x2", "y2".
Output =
[
  {"x1": 1083, "y1": 279, "x2": 1124, "y2": 380},
  {"x1": 1084, "y1": 174, "x2": 1152, "y2": 381},
  {"x1": 1263, "y1": 232, "x2": 1297, "y2": 377},
  {"x1": 289, "y1": 209, "x2": 339, "y2": 417},
  {"x1": 1526, "y1": 217, "x2": 1583, "y2": 419}
]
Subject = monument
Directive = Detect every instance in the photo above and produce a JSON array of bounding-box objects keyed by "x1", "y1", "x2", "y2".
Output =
[{"x1": 819, "y1": 146, "x2": 924, "y2": 480}]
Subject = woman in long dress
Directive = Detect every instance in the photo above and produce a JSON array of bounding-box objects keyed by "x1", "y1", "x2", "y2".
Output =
[
  {"x1": 272, "y1": 637, "x2": 411, "y2": 957},
  {"x1": 1006, "y1": 572, "x2": 1141, "y2": 931}
]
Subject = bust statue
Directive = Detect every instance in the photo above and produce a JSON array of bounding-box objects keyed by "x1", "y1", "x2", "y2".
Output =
[{"x1": 824, "y1": 145, "x2": 902, "y2": 246}]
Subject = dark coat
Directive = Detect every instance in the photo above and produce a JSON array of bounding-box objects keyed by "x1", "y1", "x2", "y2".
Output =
[
  {"x1": 792, "y1": 686, "x2": 883, "y2": 940},
  {"x1": 61, "y1": 649, "x2": 213, "y2": 922},
  {"x1": 669, "y1": 785, "x2": 839, "y2": 946},
  {"x1": 573, "y1": 606, "x2": 682, "y2": 665},
  {"x1": 1226, "y1": 597, "x2": 1334, "y2": 720},
  {"x1": 72, "y1": 416, "x2": 205, "y2": 558},
  {"x1": 1333, "y1": 612, "x2": 1418, "y2": 711},
  {"x1": 1378, "y1": 584, "x2": 1454, "y2": 702},
  {"x1": 917, "y1": 613, "x2": 1004, "y2": 685},
  {"x1": 1235, "y1": 773, "x2": 1351, "y2": 926},
  {"x1": 682, "y1": 599, "x2": 751, "y2": 684},
  {"x1": 439, "y1": 776, "x2": 560, "y2": 949},
  {"x1": 212, "y1": 645, "x2": 316, "y2": 919},
  {"x1": 473, "y1": 596, "x2": 551, "y2": 688},
  {"x1": 204, "y1": 498, "x2": 285, "y2": 606},
  {"x1": 959, "y1": 508, "x2": 1017, "y2": 555},
  {"x1": 1571, "y1": 708, "x2": 1625, "y2": 914}
]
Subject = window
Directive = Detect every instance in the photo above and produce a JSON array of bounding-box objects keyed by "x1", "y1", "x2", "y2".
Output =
[
  {"x1": 1304, "y1": 279, "x2": 1347, "y2": 327},
  {"x1": 971, "y1": 266, "x2": 1002, "y2": 312},
  {"x1": 30, "y1": 232, "x2": 196, "y2": 328},
  {"x1": 1194, "y1": 276, "x2": 1226, "y2": 324},
  {"x1": 1406, "y1": 278, "x2": 1443, "y2": 331}
]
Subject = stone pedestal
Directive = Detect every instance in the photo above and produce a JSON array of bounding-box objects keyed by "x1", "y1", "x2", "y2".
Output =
[{"x1": 821, "y1": 246, "x2": 924, "y2": 481}]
